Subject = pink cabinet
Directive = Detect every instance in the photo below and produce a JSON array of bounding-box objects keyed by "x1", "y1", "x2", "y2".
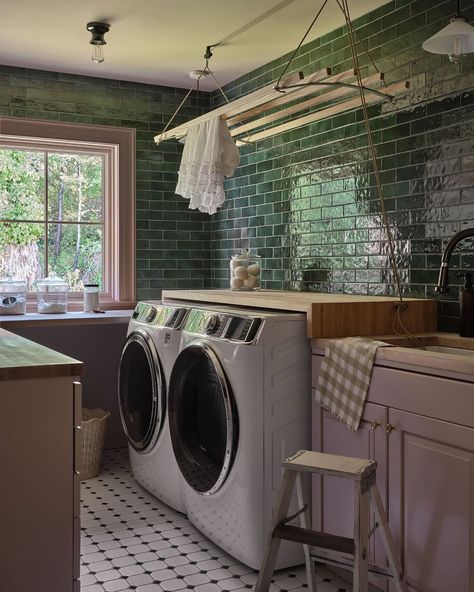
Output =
[
  {"x1": 311, "y1": 352, "x2": 474, "y2": 592},
  {"x1": 389, "y1": 409, "x2": 474, "y2": 592},
  {"x1": 0, "y1": 377, "x2": 82, "y2": 592}
]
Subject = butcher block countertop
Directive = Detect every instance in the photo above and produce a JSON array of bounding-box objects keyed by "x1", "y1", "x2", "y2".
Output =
[
  {"x1": 0, "y1": 310, "x2": 132, "y2": 328},
  {"x1": 162, "y1": 289, "x2": 437, "y2": 338},
  {"x1": 0, "y1": 329, "x2": 83, "y2": 381}
]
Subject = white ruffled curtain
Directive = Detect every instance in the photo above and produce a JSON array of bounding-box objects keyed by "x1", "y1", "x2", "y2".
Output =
[{"x1": 175, "y1": 117, "x2": 240, "y2": 215}]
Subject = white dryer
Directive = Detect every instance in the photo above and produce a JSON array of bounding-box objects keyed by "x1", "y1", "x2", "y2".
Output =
[
  {"x1": 168, "y1": 305, "x2": 311, "y2": 569},
  {"x1": 118, "y1": 301, "x2": 189, "y2": 513}
]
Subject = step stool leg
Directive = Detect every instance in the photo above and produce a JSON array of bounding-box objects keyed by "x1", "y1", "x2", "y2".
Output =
[
  {"x1": 255, "y1": 469, "x2": 297, "y2": 592},
  {"x1": 353, "y1": 482, "x2": 369, "y2": 592},
  {"x1": 295, "y1": 473, "x2": 318, "y2": 592},
  {"x1": 370, "y1": 485, "x2": 407, "y2": 592}
]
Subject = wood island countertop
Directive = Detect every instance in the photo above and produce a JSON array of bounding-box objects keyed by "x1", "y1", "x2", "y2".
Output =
[
  {"x1": 0, "y1": 328, "x2": 83, "y2": 381},
  {"x1": 162, "y1": 289, "x2": 437, "y2": 338}
]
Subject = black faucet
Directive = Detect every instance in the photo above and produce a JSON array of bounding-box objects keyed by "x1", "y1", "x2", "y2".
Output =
[{"x1": 435, "y1": 228, "x2": 474, "y2": 293}]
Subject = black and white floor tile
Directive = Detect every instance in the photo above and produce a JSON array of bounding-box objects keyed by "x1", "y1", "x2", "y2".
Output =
[{"x1": 80, "y1": 449, "x2": 356, "y2": 592}]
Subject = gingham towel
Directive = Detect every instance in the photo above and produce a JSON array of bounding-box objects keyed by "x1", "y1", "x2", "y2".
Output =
[{"x1": 315, "y1": 337, "x2": 392, "y2": 431}]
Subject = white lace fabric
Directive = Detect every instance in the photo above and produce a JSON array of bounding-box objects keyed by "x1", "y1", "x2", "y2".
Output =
[{"x1": 175, "y1": 117, "x2": 240, "y2": 215}]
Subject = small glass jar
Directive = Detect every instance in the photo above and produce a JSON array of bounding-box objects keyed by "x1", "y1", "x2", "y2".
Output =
[
  {"x1": 83, "y1": 284, "x2": 100, "y2": 312},
  {"x1": 0, "y1": 276, "x2": 27, "y2": 315},
  {"x1": 230, "y1": 249, "x2": 262, "y2": 291},
  {"x1": 37, "y1": 273, "x2": 68, "y2": 314}
]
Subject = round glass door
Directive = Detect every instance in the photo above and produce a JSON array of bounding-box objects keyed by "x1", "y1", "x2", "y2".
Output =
[
  {"x1": 169, "y1": 343, "x2": 239, "y2": 495},
  {"x1": 118, "y1": 330, "x2": 164, "y2": 451}
]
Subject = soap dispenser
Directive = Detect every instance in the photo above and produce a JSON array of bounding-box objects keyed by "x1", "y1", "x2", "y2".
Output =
[{"x1": 458, "y1": 273, "x2": 474, "y2": 337}]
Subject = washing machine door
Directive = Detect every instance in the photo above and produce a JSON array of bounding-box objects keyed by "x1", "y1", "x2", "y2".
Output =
[
  {"x1": 118, "y1": 329, "x2": 165, "y2": 452},
  {"x1": 169, "y1": 342, "x2": 238, "y2": 495}
]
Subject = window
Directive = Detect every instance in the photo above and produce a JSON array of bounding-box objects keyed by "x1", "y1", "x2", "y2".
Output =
[{"x1": 0, "y1": 118, "x2": 135, "y2": 309}]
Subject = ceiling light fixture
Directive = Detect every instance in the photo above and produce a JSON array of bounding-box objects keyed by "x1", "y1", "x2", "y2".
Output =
[
  {"x1": 422, "y1": 0, "x2": 474, "y2": 63},
  {"x1": 86, "y1": 21, "x2": 110, "y2": 64}
]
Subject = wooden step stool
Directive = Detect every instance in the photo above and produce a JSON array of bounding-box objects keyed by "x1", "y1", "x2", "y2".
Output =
[{"x1": 255, "y1": 450, "x2": 407, "y2": 592}]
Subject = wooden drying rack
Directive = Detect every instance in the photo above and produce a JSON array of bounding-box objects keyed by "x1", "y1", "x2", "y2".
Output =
[{"x1": 154, "y1": 67, "x2": 410, "y2": 146}]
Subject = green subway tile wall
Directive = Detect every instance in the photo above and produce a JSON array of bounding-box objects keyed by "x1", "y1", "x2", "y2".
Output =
[
  {"x1": 0, "y1": 66, "x2": 212, "y2": 299},
  {"x1": 210, "y1": 0, "x2": 474, "y2": 331}
]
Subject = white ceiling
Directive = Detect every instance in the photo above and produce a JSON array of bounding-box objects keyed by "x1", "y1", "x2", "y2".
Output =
[{"x1": 0, "y1": 0, "x2": 391, "y2": 91}]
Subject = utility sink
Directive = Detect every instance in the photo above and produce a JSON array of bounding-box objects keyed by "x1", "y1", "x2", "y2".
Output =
[
  {"x1": 382, "y1": 333, "x2": 474, "y2": 359},
  {"x1": 422, "y1": 345, "x2": 474, "y2": 357}
]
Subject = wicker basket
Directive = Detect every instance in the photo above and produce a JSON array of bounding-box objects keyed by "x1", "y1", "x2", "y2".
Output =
[{"x1": 81, "y1": 408, "x2": 110, "y2": 480}]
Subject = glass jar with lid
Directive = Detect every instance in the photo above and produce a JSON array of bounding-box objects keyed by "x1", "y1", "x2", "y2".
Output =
[
  {"x1": 0, "y1": 276, "x2": 27, "y2": 315},
  {"x1": 37, "y1": 273, "x2": 68, "y2": 314},
  {"x1": 229, "y1": 249, "x2": 262, "y2": 291}
]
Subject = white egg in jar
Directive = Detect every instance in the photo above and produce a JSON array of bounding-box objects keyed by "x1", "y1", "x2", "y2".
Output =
[
  {"x1": 230, "y1": 277, "x2": 243, "y2": 290},
  {"x1": 231, "y1": 258, "x2": 243, "y2": 269},
  {"x1": 247, "y1": 264, "x2": 261, "y2": 276},
  {"x1": 244, "y1": 275, "x2": 258, "y2": 289},
  {"x1": 234, "y1": 266, "x2": 248, "y2": 280}
]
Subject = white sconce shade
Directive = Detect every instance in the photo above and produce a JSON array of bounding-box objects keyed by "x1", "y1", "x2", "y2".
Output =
[{"x1": 422, "y1": 17, "x2": 474, "y2": 62}]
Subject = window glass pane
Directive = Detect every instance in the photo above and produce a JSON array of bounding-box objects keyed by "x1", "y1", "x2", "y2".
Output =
[
  {"x1": 0, "y1": 221, "x2": 45, "y2": 290},
  {"x1": 47, "y1": 153, "x2": 103, "y2": 223},
  {"x1": 48, "y1": 223, "x2": 102, "y2": 291},
  {"x1": 0, "y1": 149, "x2": 44, "y2": 221}
]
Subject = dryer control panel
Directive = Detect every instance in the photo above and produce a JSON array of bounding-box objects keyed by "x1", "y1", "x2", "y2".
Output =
[
  {"x1": 184, "y1": 308, "x2": 262, "y2": 343},
  {"x1": 131, "y1": 301, "x2": 187, "y2": 329}
]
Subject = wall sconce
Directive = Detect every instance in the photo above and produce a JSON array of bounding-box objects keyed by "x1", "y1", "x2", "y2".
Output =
[
  {"x1": 86, "y1": 22, "x2": 110, "y2": 64},
  {"x1": 422, "y1": 0, "x2": 474, "y2": 63}
]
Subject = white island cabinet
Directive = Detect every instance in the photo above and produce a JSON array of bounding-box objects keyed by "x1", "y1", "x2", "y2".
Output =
[
  {"x1": 312, "y1": 339, "x2": 474, "y2": 592},
  {"x1": 0, "y1": 328, "x2": 83, "y2": 592}
]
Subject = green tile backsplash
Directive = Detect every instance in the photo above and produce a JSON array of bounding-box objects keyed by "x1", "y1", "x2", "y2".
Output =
[
  {"x1": 210, "y1": 0, "x2": 474, "y2": 332},
  {"x1": 1, "y1": 0, "x2": 474, "y2": 331},
  {"x1": 0, "y1": 66, "x2": 212, "y2": 300}
]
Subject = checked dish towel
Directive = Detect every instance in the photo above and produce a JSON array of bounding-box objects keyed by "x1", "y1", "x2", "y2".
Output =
[{"x1": 315, "y1": 337, "x2": 392, "y2": 431}]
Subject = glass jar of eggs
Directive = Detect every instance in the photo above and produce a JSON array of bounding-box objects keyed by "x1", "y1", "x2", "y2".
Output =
[{"x1": 230, "y1": 249, "x2": 261, "y2": 291}]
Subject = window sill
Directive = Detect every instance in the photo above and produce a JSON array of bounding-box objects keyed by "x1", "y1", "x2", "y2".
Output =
[{"x1": 0, "y1": 309, "x2": 133, "y2": 328}]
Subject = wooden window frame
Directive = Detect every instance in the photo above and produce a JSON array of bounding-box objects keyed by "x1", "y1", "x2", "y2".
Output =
[{"x1": 0, "y1": 117, "x2": 136, "y2": 310}]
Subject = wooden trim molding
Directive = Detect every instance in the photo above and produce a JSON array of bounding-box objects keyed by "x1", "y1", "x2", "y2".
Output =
[{"x1": 0, "y1": 117, "x2": 136, "y2": 304}]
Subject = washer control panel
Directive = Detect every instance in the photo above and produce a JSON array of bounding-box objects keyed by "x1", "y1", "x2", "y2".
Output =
[
  {"x1": 131, "y1": 302, "x2": 187, "y2": 329},
  {"x1": 184, "y1": 308, "x2": 263, "y2": 343}
]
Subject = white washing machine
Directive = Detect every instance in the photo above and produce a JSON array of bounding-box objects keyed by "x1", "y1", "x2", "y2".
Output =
[
  {"x1": 118, "y1": 301, "x2": 189, "y2": 513},
  {"x1": 168, "y1": 305, "x2": 311, "y2": 569}
]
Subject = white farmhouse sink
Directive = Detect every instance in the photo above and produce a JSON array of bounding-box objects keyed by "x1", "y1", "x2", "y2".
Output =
[{"x1": 422, "y1": 345, "x2": 474, "y2": 357}]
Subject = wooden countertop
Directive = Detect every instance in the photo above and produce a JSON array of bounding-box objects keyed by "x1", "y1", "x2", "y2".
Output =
[
  {"x1": 0, "y1": 329, "x2": 83, "y2": 381},
  {"x1": 162, "y1": 289, "x2": 437, "y2": 338},
  {"x1": 312, "y1": 333, "x2": 474, "y2": 383},
  {"x1": 0, "y1": 310, "x2": 132, "y2": 328}
]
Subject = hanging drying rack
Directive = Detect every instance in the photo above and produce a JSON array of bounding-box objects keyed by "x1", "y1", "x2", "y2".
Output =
[{"x1": 154, "y1": 66, "x2": 409, "y2": 147}]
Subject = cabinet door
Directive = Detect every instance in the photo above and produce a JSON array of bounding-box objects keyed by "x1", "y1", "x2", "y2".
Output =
[
  {"x1": 389, "y1": 409, "x2": 474, "y2": 592},
  {"x1": 0, "y1": 376, "x2": 75, "y2": 592},
  {"x1": 312, "y1": 400, "x2": 388, "y2": 568}
]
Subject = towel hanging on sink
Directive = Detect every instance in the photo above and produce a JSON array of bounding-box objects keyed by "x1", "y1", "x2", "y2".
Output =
[
  {"x1": 175, "y1": 117, "x2": 240, "y2": 215},
  {"x1": 315, "y1": 337, "x2": 392, "y2": 431}
]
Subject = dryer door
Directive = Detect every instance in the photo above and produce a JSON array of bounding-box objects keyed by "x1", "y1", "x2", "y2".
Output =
[
  {"x1": 169, "y1": 343, "x2": 238, "y2": 495},
  {"x1": 118, "y1": 329, "x2": 165, "y2": 452}
]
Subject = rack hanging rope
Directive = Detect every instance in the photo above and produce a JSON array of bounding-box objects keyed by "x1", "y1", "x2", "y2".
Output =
[{"x1": 155, "y1": 44, "x2": 231, "y2": 145}]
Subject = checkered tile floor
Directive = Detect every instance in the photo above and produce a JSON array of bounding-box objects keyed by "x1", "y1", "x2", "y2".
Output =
[{"x1": 80, "y1": 449, "x2": 355, "y2": 592}]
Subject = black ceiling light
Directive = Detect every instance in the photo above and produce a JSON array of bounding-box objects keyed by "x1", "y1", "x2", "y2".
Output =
[{"x1": 86, "y1": 22, "x2": 110, "y2": 64}]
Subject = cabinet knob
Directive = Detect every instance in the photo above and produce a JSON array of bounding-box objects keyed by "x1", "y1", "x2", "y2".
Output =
[
  {"x1": 369, "y1": 420, "x2": 381, "y2": 430},
  {"x1": 386, "y1": 423, "x2": 396, "y2": 434}
]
